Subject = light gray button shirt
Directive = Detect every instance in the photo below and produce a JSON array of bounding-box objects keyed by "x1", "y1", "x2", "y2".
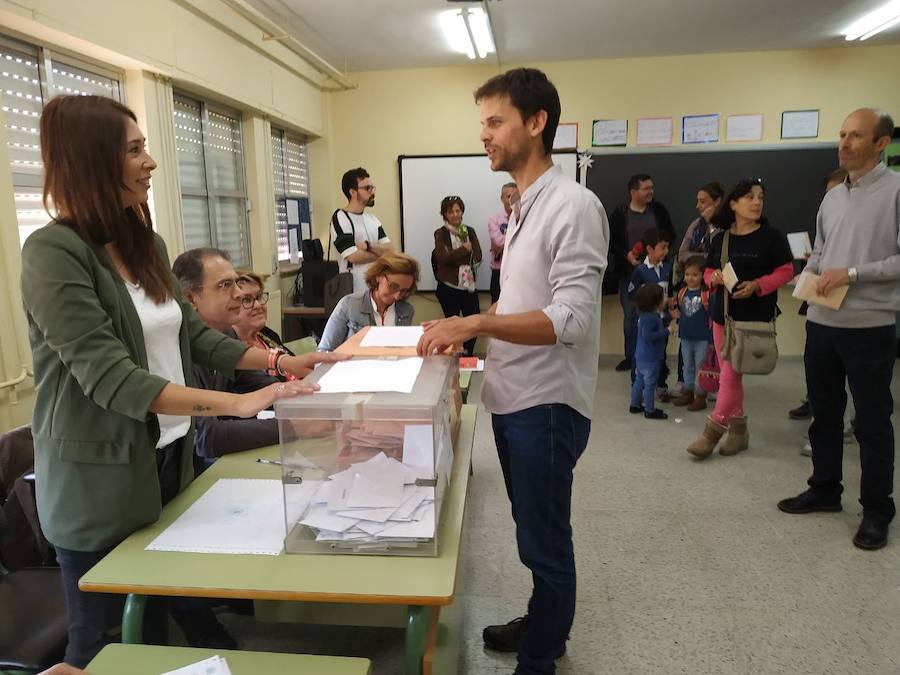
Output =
[{"x1": 481, "y1": 165, "x2": 609, "y2": 420}]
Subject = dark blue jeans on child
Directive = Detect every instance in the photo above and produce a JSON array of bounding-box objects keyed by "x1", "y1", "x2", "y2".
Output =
[{"x1": 631, "y1": 360, "x2": 661, "y2": 411}]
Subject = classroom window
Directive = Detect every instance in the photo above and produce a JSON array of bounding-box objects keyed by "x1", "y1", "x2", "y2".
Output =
[
  {"x1": 173, "y1": 92, "x2": 251, "y2": 267},
  {"x1": 0, "y1": 34, "x2": 121, "y2": 247},
  {"x1": 271, "y1": 126, "x2": 309, "y2": 262}
]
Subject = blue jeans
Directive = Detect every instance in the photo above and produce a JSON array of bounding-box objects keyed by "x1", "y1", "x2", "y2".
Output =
[
  {"x1": 631, "y1": 360, "x2": 661, "y2": 411},
  {"x1": 492, "y1": 404, "x2": 591, "y2": 675},
  {"x1": 618, "y1": 278, "x2": 637, "y2": 361},
  {"x1": 680, "y1": 339, "x2": 709, "y2": 392}
]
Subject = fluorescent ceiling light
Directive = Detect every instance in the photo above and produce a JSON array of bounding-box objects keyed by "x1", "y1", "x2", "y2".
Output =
[
  {"x1": 440, "y1": 7, "x2": 495, "y2": 59},
  {"x1": 844, "y1": 0, "x2": 900, "y2": 40}
]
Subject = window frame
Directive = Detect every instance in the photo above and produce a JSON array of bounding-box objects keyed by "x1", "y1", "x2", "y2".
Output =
[{"x1": 271, "y1": 125, "x2": 310, "y2": 262}]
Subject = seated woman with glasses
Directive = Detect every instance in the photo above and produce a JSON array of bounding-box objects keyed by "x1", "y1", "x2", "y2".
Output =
[
  {"x1": 318, "y1": 252, "x2": 420, "y2": 351},
  {"x1": 231, "y1": 272, "x2": 295, "y2": 369}
]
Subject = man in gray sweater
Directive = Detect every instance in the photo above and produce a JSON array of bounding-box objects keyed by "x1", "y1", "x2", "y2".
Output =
[{"x1": 778, "y1": 108, "x2": 899, "y2": 550}]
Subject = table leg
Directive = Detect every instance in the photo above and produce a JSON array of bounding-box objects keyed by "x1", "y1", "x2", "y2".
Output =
[
  {"x1": 121, "y1": 593, "x2": 147, "y2": 644},
  {"x1": 405, "y1": 605, "x2": 429, "y2": 674}
]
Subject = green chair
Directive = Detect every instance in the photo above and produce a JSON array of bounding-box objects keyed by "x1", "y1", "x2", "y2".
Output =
[{"x1": 284, "y1": 336, "x2": 317, "y2": 355}]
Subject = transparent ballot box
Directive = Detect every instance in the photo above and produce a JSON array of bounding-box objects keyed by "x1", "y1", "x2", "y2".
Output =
[{"x1": 274, "y1": 356, "x2": 461, "y2": 556}]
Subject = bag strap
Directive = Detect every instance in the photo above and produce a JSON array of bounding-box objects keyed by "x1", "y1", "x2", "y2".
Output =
[
  {"x1": 328, "y1": 210, "x2": 356, "y2": 268},
  {"x1": 720, "y1": 231, "x2": 730, "y2": 320}
]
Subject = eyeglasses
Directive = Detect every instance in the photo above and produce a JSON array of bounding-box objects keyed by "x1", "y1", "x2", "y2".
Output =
[
  {"x1": 239, "y1": 291, "x2": 270, "y2": 308},
  {"x1": 384, "y1": 279, "x2": 413, "y2": 299},
  {"x1": 356, "y1": 184, "x2": 376, "y2": 192},
  {"x1": 212, "y1": 278, "x2": 237, "y2": 292}
]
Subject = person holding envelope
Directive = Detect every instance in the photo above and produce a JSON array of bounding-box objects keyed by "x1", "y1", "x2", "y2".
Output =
[
  {"x1": 778, "y1": 108, "x2": 900, "y2": 551},
  {"x1": 686, "y1": 178, "x2": 793, "y2": 459}
]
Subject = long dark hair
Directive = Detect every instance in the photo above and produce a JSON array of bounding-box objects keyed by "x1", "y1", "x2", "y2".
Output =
[
  {"x1": 40, "y1": 95, "x2": 175, "y2": 303},
  {"x1": 711, "y1": 178, "x2": 769, "y2": 229}
]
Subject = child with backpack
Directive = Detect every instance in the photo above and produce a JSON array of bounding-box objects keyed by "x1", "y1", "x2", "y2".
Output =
[{"x1": 672, "y1": 255, "x2": 712, "y2": 411}]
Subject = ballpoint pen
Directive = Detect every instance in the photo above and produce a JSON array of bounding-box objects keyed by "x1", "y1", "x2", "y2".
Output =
[{"x1": 255, "y1": 458, "x2": 282, "y2": 466}]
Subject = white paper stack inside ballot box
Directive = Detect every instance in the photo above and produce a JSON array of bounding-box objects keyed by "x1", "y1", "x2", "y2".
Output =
[{"x1": 274, "y1": 356, "x2": 461, "y2": 556}]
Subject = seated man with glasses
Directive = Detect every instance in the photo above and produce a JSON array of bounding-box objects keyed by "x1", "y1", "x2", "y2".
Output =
[
  {"x1": 317, "y1": 252, "x2": 420, "y2": 351},
  {"x1": 172, "y1": 248, "x2": 279, "y2": 462}
]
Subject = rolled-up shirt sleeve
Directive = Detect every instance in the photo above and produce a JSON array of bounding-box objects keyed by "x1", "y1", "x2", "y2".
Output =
[{"x1": 541, "y1": 196, "x2": 609, "y2": 346}]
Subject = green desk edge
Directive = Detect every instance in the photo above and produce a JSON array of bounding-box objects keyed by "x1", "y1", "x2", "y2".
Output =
[{"x1": 86, "y1": 644, "x2": 372, "y2": 675}]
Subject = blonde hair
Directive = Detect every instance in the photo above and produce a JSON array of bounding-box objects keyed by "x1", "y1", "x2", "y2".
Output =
[
  {"x1": 364, "y1": 252, "x2": 421, "y2": 292},
  {"x1": 236, "y1": 271, "x2": 267, "y2": 290}
]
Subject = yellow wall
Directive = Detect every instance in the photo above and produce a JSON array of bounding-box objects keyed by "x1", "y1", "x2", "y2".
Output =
[{"x1": 327, "y1": 44, "x2": 900, "y2": 355}]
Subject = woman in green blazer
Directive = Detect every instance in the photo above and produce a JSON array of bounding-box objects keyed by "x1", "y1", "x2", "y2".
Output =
[{"x1": 20, "y1": 95, "x2": 346, "y2": 666}]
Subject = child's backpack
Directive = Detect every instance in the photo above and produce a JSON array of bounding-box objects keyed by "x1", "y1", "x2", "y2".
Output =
[
  {"x1": 677, "y1": 286, "x2": 710, "y2": 312},
  {"x1": 697, "y1": 344, "x2": 720, "y2": 394}
]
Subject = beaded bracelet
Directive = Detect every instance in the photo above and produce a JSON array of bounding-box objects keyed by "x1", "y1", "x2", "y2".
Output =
[
  {"x1": 266, "y1": 348, "x2": 279, "y2": 376},
  {"x1": 275, "y1": 351, "x2": 289, "y2": 377}
]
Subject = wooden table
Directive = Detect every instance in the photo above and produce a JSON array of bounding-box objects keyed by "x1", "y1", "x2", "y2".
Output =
[
  {"x1": 87, "y1": 644, "x2": 372, "y2": 674},
  {"x1": 80, "y1": 406, "x2": 477, "y2": 675}
]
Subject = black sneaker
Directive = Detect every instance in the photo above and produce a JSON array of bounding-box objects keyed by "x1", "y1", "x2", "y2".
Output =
[
  {"x1": 483, "y1": 615, "x2": 529, "y2": 652},
  {"x1": 629, "y1": 405, "x2": 644, "y2": 414},
  {"x1": 853, "y1": 514, "x2": 889, "y2": 550},
  {"x1": 788, "y1": 401, "x2": 812, "y2": 420},
  {"x1": 615, "y1": 358, "x2": 632, "y2": 372},
  {"x1": 777, "y1": 489, "x2": 842, "y2": 514},
  {"x1": 644, "y1": 409, "x2": 668, "y2": 420}
]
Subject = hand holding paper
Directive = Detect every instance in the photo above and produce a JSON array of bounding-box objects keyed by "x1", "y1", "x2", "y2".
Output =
[
  {"x1": 792, "y1": 270, "x2": 848, "y2": 310},
  {"x1": 721, "y1": 263, "x2": 739, "y2": 292}
]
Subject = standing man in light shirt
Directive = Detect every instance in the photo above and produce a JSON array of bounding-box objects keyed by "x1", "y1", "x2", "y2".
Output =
[
  {"x1": 418, "y1": 68, "x2": 609, "y2": 675},
  {"x1": 487, "y1": 181, "x2": 517, "y2": 304},
  {"x1": 778, "y1": 108, "x2": 900, "y2": 551},
  {"x1": 330, "y1": 167, "x2": 393, "y2": 293}
]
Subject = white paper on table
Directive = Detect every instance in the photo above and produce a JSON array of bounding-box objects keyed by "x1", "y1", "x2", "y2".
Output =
[
  {"x1": 636, "y1": 117, "x2": 673, "y2": 146},
  {"x1": 726, "y1": 114, "x2": 763, "y2": 142},
  {"x1": 316, "y1": 358, "x2": 423, "y2": 394},
  {"x1": 146, "y1": 479, "x2": 284, "y2": 555},
  {"x1": 787, "y1": 232, "x2": 812, "y2": 259},
  {"x1": 346, "y1": 472, "x2": 405, "y2": 509},
  {"x1": 300, "y1": 504, "x2": 360, "y2": 532},
  {"x1": 591, "y1": 119, "x2": 627, "y2": 146},
  {"x1": 161, "y1": 655, "x2": 233, "y2": 675},
  {"x1": 682, "y1": 114, "x2": 719, "y2": 144},
  {"x1": 721, "y1": 263, "x2": 739, "y2": 292},
  {"x1": 359, "y1": 325, "x2": 424, "y2": 348},
  {"x1": 402, "y1": 424, "x2": 434, "y2": 474}
]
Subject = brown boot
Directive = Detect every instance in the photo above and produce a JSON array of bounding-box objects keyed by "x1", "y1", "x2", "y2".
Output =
[
  {"x1": 686, "y1": 417, "x2": 727, "y2": 458},
  {"x1": 719, "y1": 416, "x2": 749, "y2": 455},
  {"x1": 687, "y1": 392, "x2": 707, "y2": 411},
  {"x1": 672, "y1": 390, "x2": 694, "y2": 407}
]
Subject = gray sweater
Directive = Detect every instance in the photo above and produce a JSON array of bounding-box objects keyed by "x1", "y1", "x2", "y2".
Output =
[{"x1": 806, "y1": 164, "x2": 900, "y2": 328}]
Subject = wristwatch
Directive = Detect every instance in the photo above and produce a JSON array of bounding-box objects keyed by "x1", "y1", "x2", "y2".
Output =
[
  {"x1": 848, "y1": 267, "x2": 858, "y2": 283},
  {"x1": 365, "y1": 240, "x2": 372, "y2": 252}
]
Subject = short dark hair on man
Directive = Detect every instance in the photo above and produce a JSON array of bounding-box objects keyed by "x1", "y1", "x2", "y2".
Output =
[
  {"x1": 642, "y1": 227, "x2": 671, "y2": 248},
  {"x1": 634, "y1": 283, "x2": 664, "y2": 313},
  {"x1": 683, "y1": 255, "x2": 706, "y2": 274},
  {"x1": 341, "y1": 167, "x2": 370, "y2": 200},
  {"x1": 474, "y1": 68, "x2": 561, "y2": 156},
  {"x1": 172, "y1": 247, "x2": 231, "y2": 294},
  {"x1": 440, "y1": 195, "x2": 466, "y2": 218},
  {"x1": 628, "y1": 174, "x2": 652, "y2": 192},
  {"x1": 873, "y1": 110, "x2": 894, "y2": 142}
]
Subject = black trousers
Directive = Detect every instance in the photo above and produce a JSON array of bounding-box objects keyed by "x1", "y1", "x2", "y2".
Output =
[
  {"x1": 805, "y1": 321, "x2": 896, "y2": 520},
  {"x1": 435, "y1": 281, "x2": 480, "y2": 356},
  {"x1": 490, "y1": 268, "x2": 502, "y2": 305}
]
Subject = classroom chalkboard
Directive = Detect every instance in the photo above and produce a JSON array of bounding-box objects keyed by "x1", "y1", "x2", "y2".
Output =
[{"x1": 586, "y1": 144, "x2": 839, "y2": 245}]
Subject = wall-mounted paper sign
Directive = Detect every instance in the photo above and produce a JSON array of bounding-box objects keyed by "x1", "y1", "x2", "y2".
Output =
[
  {"x1": 682, "y1": 114, "x2": 719, "y2": 144},
  {"x1": 726, "y1": 114, "x2": 764, "y2": 142},
  {"x1": 592, "y1": 119, "x2": 628, "y2": 147},
  {"x1": 636, "y1": 117, "x2": 673, "y2": 146},
  {"x1": 781, "y1": 110, "x2": 819, "y2": 139},
  {"x1": 553, "y1": 122, "x2": 578, "y2": 150}
]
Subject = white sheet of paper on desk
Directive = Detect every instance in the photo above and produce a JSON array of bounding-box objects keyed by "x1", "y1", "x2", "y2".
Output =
[
  {"x1": 147, "y1": 479, "x2": 284, "y2": 555},
  {"x1": 316, "y1": 358, "x2": 423, "y2": 393},
  {"x1": 161, "y1": 655, "x2": 233, "y2": 675},
  {"x1": 722, "y1": 263, "x2": 739, "y2": 292},
  {"x1": 787, "y1": 231, "x2": 812, "y2": 259},
  {"x1": 402, "y1": 424, "x2": 434, "y2": 474},
  {"x1": 359, "y1": 325, "x2": 425, "y2": 347}
]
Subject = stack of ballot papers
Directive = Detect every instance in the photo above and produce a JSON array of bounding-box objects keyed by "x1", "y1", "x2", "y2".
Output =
[
  {"x1": 286, "y1": 452, "x2": 436, "y2": 544},
  {"x1": 162, "y1": 655, "x2": 231, "y2": 675},
  {"x1": 792, "y1": 269, "x2": 848, "y2": 310},
  {"x1": 359, "y1": 325, "x2": 424, "y2": 347}
]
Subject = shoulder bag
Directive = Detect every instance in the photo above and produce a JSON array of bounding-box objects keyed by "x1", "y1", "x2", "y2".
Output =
[{"x1": 323, "y1": 210, "x2": 355, "y2": 317}]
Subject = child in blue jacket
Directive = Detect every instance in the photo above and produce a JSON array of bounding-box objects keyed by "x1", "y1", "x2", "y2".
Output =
[{"x1": 630, "y1": 284, "x2": 673, "y2": 419}]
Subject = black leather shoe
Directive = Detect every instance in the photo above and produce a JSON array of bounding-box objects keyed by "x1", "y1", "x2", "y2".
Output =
[
  {"x1": 629, "y1": 405, "x2": 644, "y2": 414},
  {"x1": 777, "y1": 489, "x2": 842, "y2": 514},
  {"x1": 644, "y1": 409, "x2": 668, "y2": 420},
  {"x1": 484, "y1": 615, "x2": 529, "y2": 652},
  {"x1": 788, "y1": 400, "x2": 812, "y2": 420},
  {"x1": 853, "y1": 515, "x2": 889, "y2": 550},
  {"x1": 615, "y1": 358, "x2": 632, "y2": 372}
]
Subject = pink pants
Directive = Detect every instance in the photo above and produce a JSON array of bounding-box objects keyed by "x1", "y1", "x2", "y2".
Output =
[{"x1": 711, "y1": 322, "x2": 743, "y2": 424}]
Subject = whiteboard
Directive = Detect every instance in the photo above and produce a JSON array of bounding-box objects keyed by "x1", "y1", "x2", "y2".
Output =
[{"x1": 399, "y1": 152, "x2": 579, "y2": 291}]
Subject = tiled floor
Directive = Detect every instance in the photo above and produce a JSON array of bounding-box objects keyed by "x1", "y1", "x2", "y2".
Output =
[{"x1": 221, "y1": 356, "x2": 900, "y2": 674}]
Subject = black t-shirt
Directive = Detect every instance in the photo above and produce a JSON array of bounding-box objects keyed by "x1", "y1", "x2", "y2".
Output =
[{"x1": 706, "y1": 225, "x2": 792, "y2": 325}]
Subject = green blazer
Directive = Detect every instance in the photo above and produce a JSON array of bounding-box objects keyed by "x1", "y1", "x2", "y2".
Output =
[{"x1": 20, "y1": 223, "x2": 248, "y2": 551}]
